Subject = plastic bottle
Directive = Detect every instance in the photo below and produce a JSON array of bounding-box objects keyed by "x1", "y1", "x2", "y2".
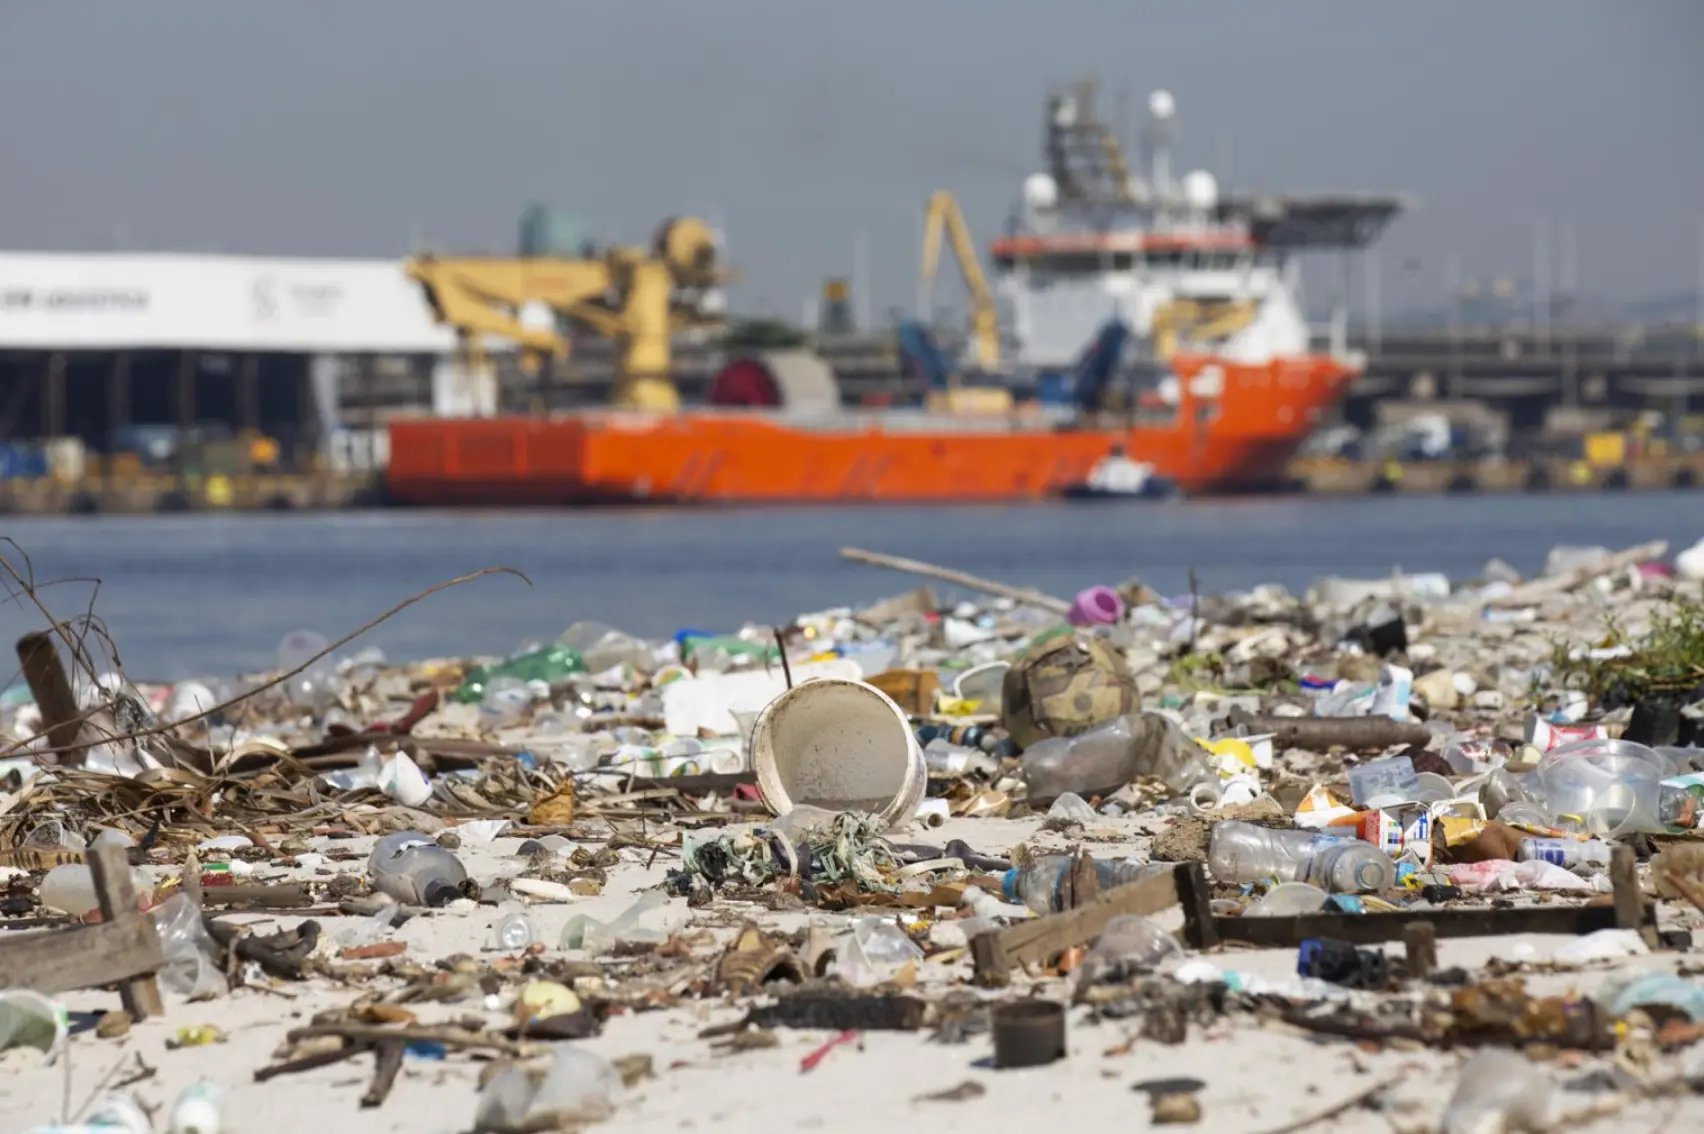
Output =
[
  {"x1": 367, "y1": 831, "x2": 469, "y2": 907},
  {"x1": 1020, "y1": 712, "x2": 1217, "y2": 805},
  {"x1": 37, "y1": 863, "x2": 153, "y2": 919},
  {"x1": 1305, "y1": 842, "x2": 1397, "y2": 893},
  {"x1": 454, "y1": 644, "x2": 585, "y2": 704},
  {"x1": 169, "y1": 1084, "x2": 225, "y2": 1134},
  {"x1": 1440, "y1": 1050, "x2": 1556, "y2": 1134},
  {"x1": 494, "y1": 913, "x2": 538, "y2": 950},
  {"x1": 1002, "y1": 854, "x2": 1173, "y2": 914},
  {"x1": 1208, "y1": 821, "x2": 1351, "y2": 885},
  {"x1": 1514, "y1": 837, "x2": 1611, "y2": 872}
]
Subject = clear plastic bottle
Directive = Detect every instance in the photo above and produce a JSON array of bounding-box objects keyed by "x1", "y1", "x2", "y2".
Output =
[
  {"x1": 1514, "y1": 837, "x2": 1611, "y2": 872},
  {"x1": 1305, "y1": 841, "x2": 1397, "y2": 893},
  {"x1": 367, "y1": 831, "x2": 469, "y2": 907},
  {"x1": 493, "y1": 913, "x2": 538, "y2": 950},
  {"x1": 1020, "y1": 712, "x2": 1216, "y2": 805},
  {"x1": 1002, "y1": 854, "x2": 1173, "y2": 914},
  {"x1": 1440, "y1": 1050, "x2": 1556, "y2": 1134},
  {"x1": 1208, "y1": 821, "x2": 1350, "y2": 885}
]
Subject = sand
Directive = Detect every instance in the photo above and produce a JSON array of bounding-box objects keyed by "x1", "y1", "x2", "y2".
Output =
[{"x1": 7, "y1": 813, "x2": 1704, "y2": 1134}]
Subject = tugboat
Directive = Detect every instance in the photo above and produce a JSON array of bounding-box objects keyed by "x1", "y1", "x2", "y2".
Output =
[{"x1": 1060, "y1": 443, "x2": 1181, "y2": 501}]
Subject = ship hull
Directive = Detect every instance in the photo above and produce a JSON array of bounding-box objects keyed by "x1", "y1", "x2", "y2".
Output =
[{"x1": 385, "y1": 354, "x2": 1354, "y2": 506}]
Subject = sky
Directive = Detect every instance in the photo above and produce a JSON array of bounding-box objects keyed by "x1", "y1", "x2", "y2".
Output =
[{"x1": 1, "y1": 1, "x2": 1700, "y2": 324}]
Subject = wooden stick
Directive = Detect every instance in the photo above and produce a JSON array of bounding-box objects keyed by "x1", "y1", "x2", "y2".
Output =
[
  {"x1": 1402, "y1": 921, "x2": 1437, "y2": 978},
  {"x1": 16, "y1": 631, "x2": 85, "y2": 760},
  {"x1": 1226, "y1": 708, "x2": 1431, "y2": 752},
  {"x1": 1249, "y1": 1073, "x2": 1403, "y2": 1134},
  {"x1": 360, "y1": 1040, "x2": 406, "y2": 1108},
  {"x1": 87, "y1": 842, "x2": 165, "y2": 1020},
  {"x1": 1611, "y1": 844, "x2": 1657, "y2": 948},
  {"x1": 1663, "y1": 869, "x2": 1704, "y2": 917},
  {"x1": 839, "y1": 547, "x2": 1071, "y2": 614},
  {"x1": 284, "y1": 1023, "x2": 528, "y2": 1057}
]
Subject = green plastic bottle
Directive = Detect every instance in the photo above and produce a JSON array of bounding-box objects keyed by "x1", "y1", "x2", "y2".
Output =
[{"x1": 454, "y1": 644, "x2": 586, "y2": 704}]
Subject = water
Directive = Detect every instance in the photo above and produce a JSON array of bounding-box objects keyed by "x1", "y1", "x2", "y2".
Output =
[{"x1": 0, "y1": 493, "x2": 1695, "y2": 679}]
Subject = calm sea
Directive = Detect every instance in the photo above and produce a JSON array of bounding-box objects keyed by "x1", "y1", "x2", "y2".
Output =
[{"x1": 0, "y1": 493, "x2": 1696, "y2": 679}]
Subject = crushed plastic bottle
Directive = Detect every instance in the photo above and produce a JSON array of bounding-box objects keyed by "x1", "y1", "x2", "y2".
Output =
[
  {"x1": 833, "y1": 917, "x2": 925, "y2": 986},
  {"x1": 559, "y1": 892, "x2": 667, "y2": 952},
  {"x1": 1077, "y1": 915, "x2": 1182, "y2": 982},
  {"x1": 1208, "y1": 821, "x2": 1352, "y2": 885},
  {"x1": 1020, "y1": 712, "x2": 1217, "y2": 806},
  {"x1": 454, "y1": 644, "x2": 586, "y2": 705},
  {"x1": 479, "y1": 677, "x2": 535, "y2": 728},
  {"x1": 1046, "y1": 792, "x2": 1098, "y2": 823},
  {"x1": 1003, "y1": 854, "x2": 1173, "y2": 914},
  {"x1": 367, "y1": 831, "x2": 470, "y2": 907},
  {"x1": 473, "y1": 1045, "x2": 622, "y2": 1133}
]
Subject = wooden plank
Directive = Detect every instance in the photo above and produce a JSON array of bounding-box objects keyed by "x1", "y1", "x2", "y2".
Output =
[
  {"x1": 973, "y1": 867, "x2": 1181, "y2": 979},
  {"x1": 0, "y1": 914, "x2": 164, "y2": 996},
  {"x1": 1211, "y1": 901, "x2": 1636, "y2": 949},
  {"x1": 87, "y1": 842, "x2": 165, "y2": 1019}
]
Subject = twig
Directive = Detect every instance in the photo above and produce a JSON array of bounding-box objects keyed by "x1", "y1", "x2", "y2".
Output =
[
  {"x1": 1249, "y1": 1073, "x2": 1402, "y2": 1134},
  {"x1": 70, "y1": 1047, "x2": 135, "y2": 1123},
  {"x1": 1187, "y1": 567, "x2": 1200, "y2": 654},
  {"x1": 7, "y1": 565, "x2": 530, "y2": 759},
  {"x1": 774, "y1": 627, "x2": 793, "y2": 690},
  {"x1": 284, "y1": 1023, "x2": 529, "y2": 1057}
]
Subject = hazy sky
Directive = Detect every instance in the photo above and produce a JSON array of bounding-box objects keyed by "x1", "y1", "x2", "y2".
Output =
[{"x1": 2, "y1": 1, "x2": 1699, "y2": 322}]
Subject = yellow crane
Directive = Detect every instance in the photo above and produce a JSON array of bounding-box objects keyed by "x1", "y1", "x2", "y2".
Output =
[
  {"x1": 918, "y1": 191, "x2": 1001, "y2": 371},
  {"x1": 1149, "y1": 298, "x2": 1258, "y2": 359},
  {"x1": 405, "y1": 217, "x2": 727, "y2": 411}
]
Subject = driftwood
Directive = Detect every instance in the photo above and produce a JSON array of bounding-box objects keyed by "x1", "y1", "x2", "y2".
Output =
[
  {"x1": 0, "y1": 843, "x2": 166, "y2": 1016},
  {"x1": 970, "y1": 863, "x2": 1215, "y2": 983},
  {"x1": 1485, "y1": 539, "x2": 1667, "y2": 608},
  {"x1": 16, "y1": 631, "x2": 85, "y2": 759},
  {"x1": 198, "y1": 883, "x2": 315, "y2": 910},
  {"x1": 839, "y1": 547, "x2": 1072, "y2": 615},
  {"x1": 203, "y1": 917, "x2": 321, "y2": 980},
  {"x1": 1226, "y1": 708, "x2": 1430, "y2": 752}
]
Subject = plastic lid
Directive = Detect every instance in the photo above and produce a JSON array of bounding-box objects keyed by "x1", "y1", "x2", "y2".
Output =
[{"x1": 1002, "y1": 868, "x2": 1021, "y2": 904}]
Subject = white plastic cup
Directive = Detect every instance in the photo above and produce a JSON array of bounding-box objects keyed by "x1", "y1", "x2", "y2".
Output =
[{"x1": 751, "y1": 678, "x2": 926, "y2": 830}]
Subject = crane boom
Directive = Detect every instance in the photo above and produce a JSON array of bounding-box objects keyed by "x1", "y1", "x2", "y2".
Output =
[
  {"x1": 405, "y1": 217, "x2": 728, "y2": 411},
  {"x1": 919, "y1": 191, "x2": 1001, "y2": 371}
]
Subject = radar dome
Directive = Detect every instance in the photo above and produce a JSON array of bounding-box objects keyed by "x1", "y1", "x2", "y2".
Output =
[
  {"x1": 1022, "y1": 173, "x2": 1058, "y2": 211},
  {"x1": 1148, "y1": 89, "x2": 1175, "y2": 121},
  {"x1": 1181, "y1": 170, "x2": 1218, "y2": 211}
]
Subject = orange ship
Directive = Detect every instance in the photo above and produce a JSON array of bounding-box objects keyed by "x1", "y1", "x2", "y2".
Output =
[
  {"x1": 385, "y1": 81, "x2": 1401, "y2": 507},
  {"x1": 386, "y1": 352, "x2": 1354, "y2": 505}
]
